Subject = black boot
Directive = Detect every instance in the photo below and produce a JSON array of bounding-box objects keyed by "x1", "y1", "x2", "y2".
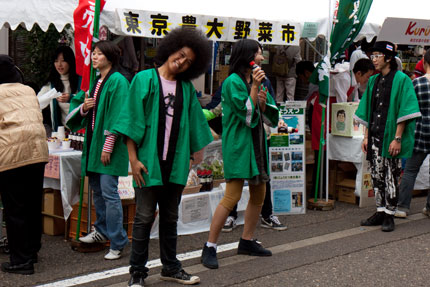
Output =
[
  {"x1": 360, "y1": 212, "x2": 384, "y2": 226},
  {"x1": 201, "y1": 243, "x2": 218, "y2": 269},
  {"x1": 381, "y1": 213, "x2": 395, "y2": 232},
  {"x1": 1, "y1": 261, "x2": 34, "y2": 275},
  {"x1": 237, "y1": 238, "x2": 272, "y2": 256}
]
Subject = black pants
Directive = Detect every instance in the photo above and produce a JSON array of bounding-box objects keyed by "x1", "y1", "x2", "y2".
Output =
[
  {"x1": 229, "y1": 180, "x2": 272, "y2": 220},
  {"x1": 129, "y1": 182, "x2": 184, "y2": 276},
  {"x1": 0, "y1": 163, "x2": 45, "y2": 265}
]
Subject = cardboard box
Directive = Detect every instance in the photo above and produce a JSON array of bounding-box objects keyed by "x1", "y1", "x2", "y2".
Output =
[
  {"x1": 337, "y1": 179, "x2": 356, "y2": 204},
  {"x1": 331, "y1": 102, "x2": 364, "y2": 137},
  {"x1": 43, "y1": 189, "x2": 63, "y2": 217},
  {"x1": 43, "y1": 215, "x2": 65, "y2": 236}
]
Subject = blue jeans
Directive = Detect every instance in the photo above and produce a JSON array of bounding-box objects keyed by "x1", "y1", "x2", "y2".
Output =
[
  {"x1": 129, "y1": 183, "x2": 184, "y2": 277},
  {"x1": 89, "y1": 173, "x2": 129, "y2": 250},
  {"x1": 398, "y1": 152, "x2": 430, "y2": 212}
]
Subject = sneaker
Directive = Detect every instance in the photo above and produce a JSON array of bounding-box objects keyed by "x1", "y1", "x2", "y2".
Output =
[
  {"x1": 360, "y1": 212, "x2": 384, "y2": 226},
  {"x1": 422, "y1": 207, "x2": 430, "y2": 217},
  {"x1": 160, "y1": 269, "x2": 200, "y2": 285},
  {"x1": 79, "y1": 229, "x2": 107, "y2": 244},
  {"x1": 394, "y1": 209, "x2": 408, "y2": 218},
  {"x1": 237, "y1": 238, "x2": 272, "y2": 256},
  {"x1": 201, "y1": 243, "x2": 218, "y2": 269},
  {"x1": 261, "y1": 215, "x2": 288, "y2": 231},
  {"x1": 128, "y1": 271, "x2": 146, "y2": 287},
  {"x1": 222, "y1": 216, "x2": 237, "y2": 232},
  {"x1": 104, "y1": 249, "x2": 122, "y2": 260}
]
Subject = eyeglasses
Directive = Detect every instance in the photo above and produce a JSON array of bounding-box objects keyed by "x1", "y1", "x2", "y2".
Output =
[{"x1": 370, "y1": 54, "x2": 384, "y2": 60}]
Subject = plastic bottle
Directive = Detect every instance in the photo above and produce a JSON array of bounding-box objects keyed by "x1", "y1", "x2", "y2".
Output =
[{"x1": 207, "y1": 170, "x2": 213, "y2": 191}]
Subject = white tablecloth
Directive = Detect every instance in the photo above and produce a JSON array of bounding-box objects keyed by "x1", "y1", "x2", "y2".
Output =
[
  {"x1": 328, "y1": 134, "x2": 430, "y2": 197},
  {"x1": 43, "y1": 151, "x2": 82, "y2": 220},
  {"x1": 150, "y1": 185, "x2": 250, "y2": 238}
]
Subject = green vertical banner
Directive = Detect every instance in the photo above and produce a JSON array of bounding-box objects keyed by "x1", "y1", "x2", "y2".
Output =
[
  {"x1": 330, "y1": 0, "x2": 373, "y2": 62},
  {"x1": 310, "y1": 0, "x2": 373, "y2": 105}
]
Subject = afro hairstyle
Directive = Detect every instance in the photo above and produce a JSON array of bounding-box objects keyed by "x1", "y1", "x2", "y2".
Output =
[{"x1": 154, "y1": 27, "x2": 212, "y2": 81}]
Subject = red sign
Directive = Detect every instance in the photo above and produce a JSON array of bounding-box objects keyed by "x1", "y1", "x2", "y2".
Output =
[{"x1": 73, "y1": 0, "x2": 106, "y2": 92}]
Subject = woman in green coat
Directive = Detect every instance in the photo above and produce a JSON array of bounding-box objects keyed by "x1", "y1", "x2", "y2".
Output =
[
  {"x1": 201, "y1": 39, "x2": 279, "y2": 269},
  {"x1": 66, "y1": 41, "x2": 129, "y2": 260}
]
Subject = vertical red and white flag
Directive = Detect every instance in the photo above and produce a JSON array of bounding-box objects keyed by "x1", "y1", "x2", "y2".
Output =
[{"x1": 73, "y1": 0, "x2": 106, "y2": 91}]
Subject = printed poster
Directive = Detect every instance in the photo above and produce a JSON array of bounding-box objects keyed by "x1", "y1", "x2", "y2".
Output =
[{"x1": 270, "y1": 101, "x2": 306, "y2": 214}]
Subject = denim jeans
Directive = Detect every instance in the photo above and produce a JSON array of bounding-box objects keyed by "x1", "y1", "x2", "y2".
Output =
[
  {"x1": 89, "y1": 173, "x2": 129, "y2": 250},
  {"x1": 398, "y1": 152, "x2": 430, "y2": 212},
  {"x1": 129, "y1": 183, "x2": 184, "y2": 276}
]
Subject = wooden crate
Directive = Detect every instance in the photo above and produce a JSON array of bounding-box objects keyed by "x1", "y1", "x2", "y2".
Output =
[
  {"x1": 68, "y1": 201, "x2": 136, "y2": 240},
  {"x1": 336, "y1": 179, "x2": 357, "y2": 204}
]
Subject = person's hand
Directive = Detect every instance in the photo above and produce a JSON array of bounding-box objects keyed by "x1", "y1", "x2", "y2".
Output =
[
  {"x1": 130, "y1": 159, "x2": 148, "y2": 188},
  {"x1": 258, "y1": 85, "x2": 267, "y2": 111},
  {"x1": 83, "y1": 92, "x2": 95, "y2": 112},
  {"x1": 361, "y1": 137, "x2": 368, "y2": 153},
  {"x1": 57, "y1": 93, "x2": 70, "y2": 103},
  {"x1": 389, "y1": 140, "x2": 401, "y2": 157},
  {"x1": 252, "y1": 66, "x2": 265, "y2": 87},
  {"x1": 101, "y1": 151, "x2": 111, "y2": 166}
]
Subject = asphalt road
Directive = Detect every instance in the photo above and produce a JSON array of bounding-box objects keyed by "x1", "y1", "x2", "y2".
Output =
[{"x1": 1, "y1": 195, "x2": 430, "y2": 287}]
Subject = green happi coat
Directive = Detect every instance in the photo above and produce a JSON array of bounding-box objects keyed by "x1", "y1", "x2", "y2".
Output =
[
  {"x1": 113, "y1": 68, "x2": 213, "y2": 187},
  {"x1": 222, "y1": 73, "x2": 279, "y2": 179},
  {"x1": 66, "y1": 72, "x2": 130, "y2": 176},
  {"x1": 354, "y1": 71, "x2": 421, "y2": 159}
]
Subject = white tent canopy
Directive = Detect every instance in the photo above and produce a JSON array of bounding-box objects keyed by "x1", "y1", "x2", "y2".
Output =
[{"x1": 1, "y1": 0, "x2": 429, "y2": 41}]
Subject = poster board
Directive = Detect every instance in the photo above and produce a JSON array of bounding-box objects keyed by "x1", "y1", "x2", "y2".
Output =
[{"x1": 269, "y1": 101, "x2": 306, "y2": 214}]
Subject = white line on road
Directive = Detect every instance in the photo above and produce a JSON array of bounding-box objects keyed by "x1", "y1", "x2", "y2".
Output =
[
  {"x1": 36, "y1": 242, "x2": 238, "y2": 287},
  {"x1": 37, "y1": 213, "x2": 426, "y2": 287}
]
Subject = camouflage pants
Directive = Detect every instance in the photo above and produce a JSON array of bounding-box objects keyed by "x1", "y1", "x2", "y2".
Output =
[{"x1": 369, "y1": 142, "x2": 402, "y2": 215}]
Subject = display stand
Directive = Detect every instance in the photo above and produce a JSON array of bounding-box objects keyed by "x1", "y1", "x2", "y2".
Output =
[{"x1": 269, "y1": 101, "x2": 307, "y2": 215}]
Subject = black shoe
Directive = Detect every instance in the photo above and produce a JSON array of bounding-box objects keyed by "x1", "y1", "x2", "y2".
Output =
[
  {"x1": 201, "y1": 243, "x2": 218, "y2": 269},
  {"x1": 360, "y1": 212, "x2": 384, "y2": 226},
  {"x1": 128, "y1": 271, "x2": 146, "y2": 287},
  {"x1": 1, "y1": 261, "x2": 34, "y2": 275},
  {"x1": 237, "y1": 238, "x2": 272, "y2": 256},
  {"x1": 381, "y1": 214, "x2": 395, "y2": 232},
  {"x1": 160, "y1": 269, "x2": 200, "y2": 285}
]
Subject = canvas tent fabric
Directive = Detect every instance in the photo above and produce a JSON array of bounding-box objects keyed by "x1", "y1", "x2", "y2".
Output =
[{"x1": 1, "y1": 0, "x2": 428, "y2": 42}]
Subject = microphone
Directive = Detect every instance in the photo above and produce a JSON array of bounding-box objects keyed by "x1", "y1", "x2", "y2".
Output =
[{"x1": 249, "y1": 61, "x2": 268, "y2": 81}]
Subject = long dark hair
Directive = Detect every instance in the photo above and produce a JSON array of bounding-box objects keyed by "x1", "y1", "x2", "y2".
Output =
[
  {"x1": 48, "y1": 46, "x2": 78, "y2": 93},
  {"x1": 228, "y1": 39, "x2": 262, "y2": 77}
]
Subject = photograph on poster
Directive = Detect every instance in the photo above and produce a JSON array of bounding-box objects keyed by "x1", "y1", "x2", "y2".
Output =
[
  {"x1": 284, "y1": 152, "x2": 290, "y2": 161},
  {"x1": 289, "y1": 134, "x2": 304, "y2": 145},
  {"x1": 292, "y1": 161, "x2": 303, "y2": 172},
  {"x1": 271, "y1": 162, "x2": 284, "y2": 172},
  {"x1": 284, "y1": 162, "x2": 290, "y2": 171},
  {"x1": 271, "y1": 151, "x2": 283, "y2": 162},
  {"x1": 282, "y1": 115, "x2": 300, "y2": 132},
  {"x1": 292, "y1": 151, "x2": 303, "y2": 160},
  {"x1": 292, "y1": 192, "x2": 303, "y2": 207}
]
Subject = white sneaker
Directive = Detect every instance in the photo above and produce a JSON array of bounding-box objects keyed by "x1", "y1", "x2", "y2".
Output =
[
  {"x1": 394, "y1": 210, "x2": 407, "y2": 218},
  {"x1": 222, "y1": 216, "x2": 237, "y2": 232},
  {"x1": 79, "y1": 229, "x2": 107, "y2": 244},
  {"x1": 104, "y1": 249, "x2": 122, "y2": 260}
]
